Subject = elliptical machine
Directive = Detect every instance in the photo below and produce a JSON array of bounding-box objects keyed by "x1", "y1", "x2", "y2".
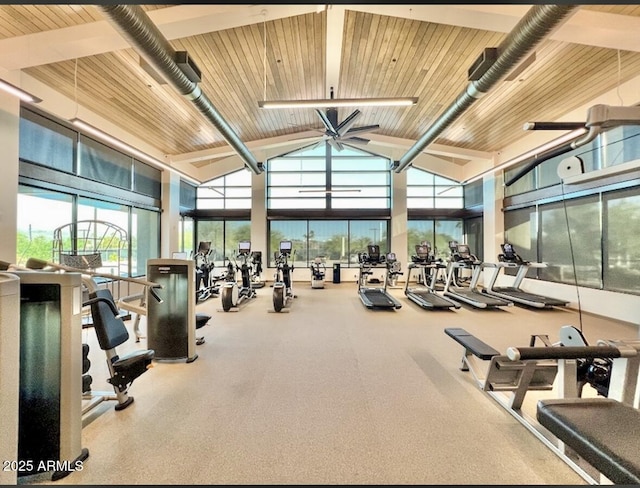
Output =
[
  {"x1": 220, "y1": 240, "x2": 257, "y2": 312},
  {"x1": 273, "y1": 240, "x2": 296, "y2": 312},
  {"x1": 250, "y1": 251, "x2": 266, "y2": 289},
  {"x1": 194, "y1": 241, "x2": 219, "y2": 302}
]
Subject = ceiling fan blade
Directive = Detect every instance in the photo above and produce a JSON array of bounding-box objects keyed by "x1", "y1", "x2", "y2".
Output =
[
  {"x1": 315, "y1": 109, "x2": 337, "y2": 135},
  {"x1": 345, "y1": 124, "x2": 380, "y2": 136},
  {"x1": 327, "y1": 138, "x2": 344, "y2": 152},
  {"x1": 335, "y1": 109, "x2": 361, "y2": 137},
  {"x1": 344, "y1": 136, "x2": 370, "y2": 145}
]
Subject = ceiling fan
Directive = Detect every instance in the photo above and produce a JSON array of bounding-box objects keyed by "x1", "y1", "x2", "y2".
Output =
[{"x1": 307, "y1": 107, "x2": 380, "y2": 152}]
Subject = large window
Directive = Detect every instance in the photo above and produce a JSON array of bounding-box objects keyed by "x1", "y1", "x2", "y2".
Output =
[
  {"x1": 268, "y1": 219, "x2": 389, "y2": 267},
  {"x1": 504, "y1": 207, "x2": 538, "y2": 277},
  {"x1": 505, "y1": 186, "x2": 640, "y2": 294},
  {"x1": 197, "y1": 169, "x2": 252, "y2": 209},
  {"x1": 267, "y1": 144, "x2": 391, "y2": 210},
  {"x1": 196, "y1": 220, "x2": 251, "y2": 265},
  {"x1": 19, "y1": 109, "x2": 75, "y2": 173},
  {"x1": 603, "y1": 188, "x2": 640, "y2": 293},
  {"x1": 132, "y1": 208, "x2": 160, "y2": 276},
  {"x1": 76, "y1": 198, "x2": 130, "y2": 278},
  {"x1": 407, "y1": 167, "x2": 463, "y2": 209},
  {"x1": 16, "y1": 186, "x2": 73, "y2": 265},
  {"x1": 17, "y1": 107, "x2": 162, "y2": 277},
  {"x1": 539, "y1": 196, "x2": 602, "y2": 287},
  {"x1": 178, "y1": 216, "x2": 194, "y2": 256},
  {"x1": 78, "y1": 135, "x2": 132, "y2": 190},
  {"x1": 407, "y1": 219, "x2": 463, "y2": 260}
]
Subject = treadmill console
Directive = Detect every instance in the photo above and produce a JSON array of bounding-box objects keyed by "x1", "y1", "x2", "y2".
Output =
[
  {"x1": 366, "y1": 245, "x2": 383, "y2": 264},
  {"x1": 413, "y1": 243, "x2": 432, "y2": 263},
  {"x1": 453, "y1": 243, "x2": 478, "y2": 263},
  {"x1": 499, "y1": 243, "x2": 525, "y2": 264}
]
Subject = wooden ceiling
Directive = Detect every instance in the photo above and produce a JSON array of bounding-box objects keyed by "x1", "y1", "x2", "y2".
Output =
[{"x1": 3, "y1": 4, "x2": 640, "y2": 180}]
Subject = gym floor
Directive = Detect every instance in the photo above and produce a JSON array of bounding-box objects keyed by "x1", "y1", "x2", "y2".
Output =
[{"x1": 26, "y1": 281, "x2": 639, "y2": 485}]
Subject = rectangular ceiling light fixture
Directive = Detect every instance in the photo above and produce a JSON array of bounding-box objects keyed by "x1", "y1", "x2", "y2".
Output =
[
  {"x1": 69, "y1": 118, "x2": 201, "y2": 185},
  {"x1": 258, "y1": 97, "x2": 418, "y2": 109},
  {"x1": 0, "y1": 78, "x2": 42, "y2": 103}
]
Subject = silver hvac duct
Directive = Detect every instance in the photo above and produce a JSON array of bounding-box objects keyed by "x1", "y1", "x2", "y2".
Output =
[
  {"x1": 394, "y1": 4, "x2": 578, "y2": 174},
  {"x1": 99, "y1": 5, "x2": 263, "y2": 175}
]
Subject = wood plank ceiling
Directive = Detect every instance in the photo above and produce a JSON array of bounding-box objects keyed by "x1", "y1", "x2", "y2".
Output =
[{"x1": 3, "y1": 4, "x2": 640, "y2": 178}]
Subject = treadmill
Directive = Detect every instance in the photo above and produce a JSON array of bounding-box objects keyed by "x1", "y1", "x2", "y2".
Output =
[
  {"x1": 443, "y1": 242, "x2": 513, "y2": 309},
  {"x1": 482, "y1": 243, "x2": 569, "y2": 309},
  {"x1": 404, "y1": 243, "x2": 460, "y2": 310},
  {"x1": 357, "y1": 245, "x2": 402, "y2": 310}
]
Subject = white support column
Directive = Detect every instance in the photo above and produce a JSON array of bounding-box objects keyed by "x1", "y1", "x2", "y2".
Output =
[
  {"x1": 251, "y1": 170, "x2": 267, "y2": 279},
  {"x1": 391, "y1": 170, "x2": 408, "y2": 280},
  {"x1": 0, "y1": 87, "x2": 20, "y2": 264},
  {"x1": 161, "y1": 170, "x2": 181, "y2": 258},
  {"x1": 482, "y1": 171, "x2": 504, "y2": 279},
  {"x1": 0, "y1": 273, "x2": 20, "y2": 485},
  {"x1": 483, "y1": 170, "x2": 504, "y2": 261}
]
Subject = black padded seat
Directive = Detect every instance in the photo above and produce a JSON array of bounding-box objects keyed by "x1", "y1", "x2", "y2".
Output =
[
  {"x1": 195, "y1": 312, "x2": 211, "y2": 345},
  {"x1": 445, "y1": 327, "x2": 500, "y2": 360},
  {"x1": 88, "y1": 288, "x2": 155, "y2": 397},
  {"x1": 112, "y1": 349, "x2": 155, "y2": 370},
  {"x1": 196, "y1": 312, "x2": 211, "y2": 329},
  {"x1": 537, "y1": 398, "x2": 640, "y2": 485}
]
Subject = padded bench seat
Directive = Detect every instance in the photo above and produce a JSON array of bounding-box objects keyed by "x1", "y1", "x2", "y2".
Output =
[
  {"x1": 445, "y1": 327, "x2": 500, "y2": 360},
  {"x1": 537, "y1": 398, "x2": 640, "y2": 485}
]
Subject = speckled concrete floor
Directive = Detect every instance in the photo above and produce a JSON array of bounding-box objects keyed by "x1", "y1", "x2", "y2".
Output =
[{"x1": 25, "y1": 282, "x2": 639, "y2": 485}]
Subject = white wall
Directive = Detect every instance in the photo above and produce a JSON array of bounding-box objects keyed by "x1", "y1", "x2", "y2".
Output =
[
  {"x1": 390, "y1": 169, "x2": 408, "y2": 278},
  {"x1": 161, "y1": 170, "x2": 181, "y2": 258},
  {"x1": 0, "y1": 73, "x2": 20, "y2": 265}
]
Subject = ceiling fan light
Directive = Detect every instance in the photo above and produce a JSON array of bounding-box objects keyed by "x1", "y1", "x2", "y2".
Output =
[{"x1": 258, "y1": 97, "x2": 418, "y2": 109}]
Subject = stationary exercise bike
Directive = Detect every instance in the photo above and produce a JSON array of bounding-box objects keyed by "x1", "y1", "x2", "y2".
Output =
[
  {"x1": 385, "y1": 252, "x2": 403, "y2": 288},
  {"x1": 273, "y1": 240, "x2": 296, "y2": 312},
  {"x1": 310, "y1": 256, "x2": 326, "y2": 289},
  {"x1": 220, "y1": 240, "x2": 257, "y2": 312}
]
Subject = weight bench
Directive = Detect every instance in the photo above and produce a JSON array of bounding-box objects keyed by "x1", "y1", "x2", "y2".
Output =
[
  {"x1": 445, "y1": 327, "x2": 558, "y2": 409},
  {"x1": 537, "y1": 398, "x2": 640, "y2": 484},
  {"x1": 445, "y1": 327, "x2": 500, "y2": 386}
]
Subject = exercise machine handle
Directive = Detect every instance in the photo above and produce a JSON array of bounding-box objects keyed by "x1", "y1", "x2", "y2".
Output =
[
  {"x1": 82, "y1": 295, "x2": 121, "y2": 317},
  {"x1": 148, "y1": 285, "x2": 164, "y2": 303},
  {"x1": 25, "y1": 257, "x2": 162, "y2": 289},
  {"x1": 506, "y1": 345, "x2": 633, "y2": 361}
]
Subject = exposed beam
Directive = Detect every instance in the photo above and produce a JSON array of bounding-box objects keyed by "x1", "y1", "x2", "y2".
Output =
[
  {"x1": 4, "y1": 4, "x2": 640, "y2": 73},
  {"x1": 0, "y1": 4, "x2": 319, "y2": 70},
  {"x1": 325, "y1": 5, "x2": 345, "y2": 99},
  {"x1": 366, "y1": 133, "x2": 493, "y2": 162},
  {"x1": 345, "y1": 4, "x2": 640, "y2": 53},
  {"x1": 169, "y1": 130, "x2": 323, "y2": 164},
  {"x1": 169, "y1": 130, "x2": 492, "y2": 168}
]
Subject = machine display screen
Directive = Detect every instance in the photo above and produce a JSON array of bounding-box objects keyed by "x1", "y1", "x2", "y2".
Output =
[
  {"x1": 280, "y1": 241, "x2": 292, "y2": 252},
  {"x1": 238, "y1": 241, "x2": 251, "y2": 253}
]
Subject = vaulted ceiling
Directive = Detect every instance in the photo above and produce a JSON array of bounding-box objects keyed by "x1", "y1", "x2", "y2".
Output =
[{"x1": 3, "y1": 4, "x2": 640, "y2": 182}]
